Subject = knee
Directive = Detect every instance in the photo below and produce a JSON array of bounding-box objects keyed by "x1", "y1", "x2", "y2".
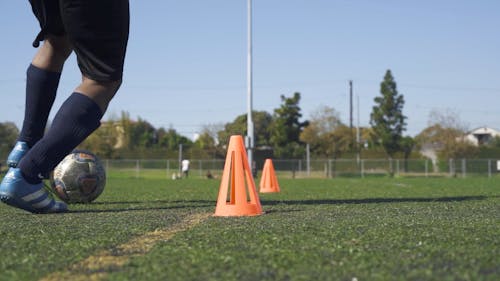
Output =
[
  {"x1": 33, "y1": 36, "x2": 72, "y2": 71},
  {"x1": 96, "y1": 79, "x2": 122, "y2": 96},
  {"x1": 81, "y1": 77, "x2": 121, "y2": 92},
  {"x1": 109, "y1": 79, "x2": 123, "y2": 94},
  {"x1": 77, "y1": 77, "x2": 123, "y2": 113}
]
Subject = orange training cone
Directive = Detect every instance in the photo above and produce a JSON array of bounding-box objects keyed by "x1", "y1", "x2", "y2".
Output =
[
  {"x1": 214, "y1": 135, "x2": 263, "y2": 216},
  {"x1": 259, "y1": 159, "x2": 281, "y2": 193}
]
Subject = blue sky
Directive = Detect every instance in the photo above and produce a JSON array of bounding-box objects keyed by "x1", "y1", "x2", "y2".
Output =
[{"x1": 1, "y1": 0, "x2": 499, "y2": 139}]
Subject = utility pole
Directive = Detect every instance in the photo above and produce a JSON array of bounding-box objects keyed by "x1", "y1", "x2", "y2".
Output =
[{"x1": 246, "y1": 0, "x2": 254, "y2": 168}]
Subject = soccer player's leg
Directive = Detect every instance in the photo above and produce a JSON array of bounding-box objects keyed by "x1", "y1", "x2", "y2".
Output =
[
  {"x1": 1, "y1": 0, "x2": 129, "y2": 213},
  {"x1": 3, "y1": 86, "x2": 102, "y2": 213},
  {"x1": 7, "y1": 36, "x2": 72, "y2": 170},
  {"x1": 7, "y1": 8, "x2": 72, "y2": 167}
]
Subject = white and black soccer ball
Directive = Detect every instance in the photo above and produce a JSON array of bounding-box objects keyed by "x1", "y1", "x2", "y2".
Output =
[{"x1": 51, "y1": 150, "x2": 106, "y2": 203}]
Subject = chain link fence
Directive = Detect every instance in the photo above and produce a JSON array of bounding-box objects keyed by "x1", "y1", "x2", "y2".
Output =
[
  {"x1": 2, "y1": 158, "x2": 499, "y2": 179},
  {"x1": 92, "y1": 158, "x2": 500, "y2": 179}
]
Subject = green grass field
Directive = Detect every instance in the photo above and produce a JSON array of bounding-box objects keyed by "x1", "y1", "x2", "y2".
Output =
[{"x1": 0, "y1": 173, "x2": 499, "y2": 281}]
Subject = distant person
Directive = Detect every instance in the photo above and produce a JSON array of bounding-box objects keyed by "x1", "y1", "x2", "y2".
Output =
[
  {"x1": 0, "y1": 0, "x2": 130, "y2": 213},
  {"x1": 181, "y1": 159, "x2": 190, "y2": 178}
]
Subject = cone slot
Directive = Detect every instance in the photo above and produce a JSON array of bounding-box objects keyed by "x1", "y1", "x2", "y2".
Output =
[{"x1": 224, "y1": 151, "x2": 235, "y2": 204}]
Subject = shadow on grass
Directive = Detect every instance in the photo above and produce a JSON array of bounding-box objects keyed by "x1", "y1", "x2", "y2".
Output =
[
  {"x1": 262, "y1": 195, "x2": 489, "y2": 206},
  {"x1": 91, "y1": 199, "x2": 214, "y2": 205},
  {"x1": 68, "y1": 196, "x2": 492, "y2": 214},
  {"x1": 263, "y1": 209, "x2": 304, "y2": 215},
  {"x1": 68, "y1": 200, "x2": 214, "y2": 214}
]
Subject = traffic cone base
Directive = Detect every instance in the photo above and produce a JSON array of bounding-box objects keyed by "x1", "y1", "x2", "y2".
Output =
[
  {"x1": 214, "y1": 204, "x2": 263, "y2": 217},
  {"x1": 260, "y1": 159, "x2": 280, "y2": 193},
  {"x1": 214, "y1": 135, "x2": 263, "y2": 216}
]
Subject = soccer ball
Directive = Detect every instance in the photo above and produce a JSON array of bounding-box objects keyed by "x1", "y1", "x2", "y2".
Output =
[{"x1": 51, "y1": 150, "x2": 106, "y2": 203}]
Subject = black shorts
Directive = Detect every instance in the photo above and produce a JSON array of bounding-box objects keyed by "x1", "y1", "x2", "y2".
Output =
[{"x1": 29, "y1": 0, "x2": 129, "y2": 82}]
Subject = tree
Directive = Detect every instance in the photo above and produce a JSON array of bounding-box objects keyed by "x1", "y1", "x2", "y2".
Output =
[
  {"x1": 328, "y1": 125, "x2": 352, "y2": 159},
  {"x1": 270, "y1": 92, "x2": 309, "y2": 158},
  {"x1": 400, "y1": 136, "x2": 416, "y2": 172},
  {"x1": 300, "y1": 105, "x2": 345, "y2": 157},
  {"x1": 157, "y1": 127, "x2": 191, "y2": 151},
  {"x1": 192, "y1": 127, "x2": 225, "y2": 159},
  {"x1": 488, "y1": 136, "x2": 500, "y2": 148},
  {"x1": 370, "y1": 70, "x2": 407, "y2": 158},
  {"x1": 0, "y1": 122, "x2": 19, "y2": 160},
  {"x1": 218, "y1": 111, "x2": 273, "y2": 147},
  {"x1": 81, "y1": 111, "x2": 194, "y2": 159},
  {"x1": 200, "y1": 123, "x2": 224, "y2": 146},
  {"x1": 129, "y1": 117, "x2": 156, "y2": 148},
  {"x1": 79, "y1": 121, "x2": 120, "y2": 158},
  {"x1": 415, "y1": 109, "x2": 478, "y2": 162}
]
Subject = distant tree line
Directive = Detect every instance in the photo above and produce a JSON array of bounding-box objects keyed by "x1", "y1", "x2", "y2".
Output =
[{"x1": 0, "y1": 69, "x2": 493, "y2": 166}]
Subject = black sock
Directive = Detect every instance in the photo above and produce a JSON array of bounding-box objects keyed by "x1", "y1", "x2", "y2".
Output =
[
  {"x1": 18, "y1": 93, "x2": 103, "y2": 184},
  {"x1": 19, "y1": 64, "x2": 61, "y2": 148}
]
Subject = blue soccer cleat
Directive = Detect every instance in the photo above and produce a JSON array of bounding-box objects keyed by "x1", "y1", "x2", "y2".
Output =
[
  {"x1": 7, "y1": 141, "x2": 29, "y2": 168},
  {"x1": 0, "y1": 168, "x2": 67, "y2": 214}
]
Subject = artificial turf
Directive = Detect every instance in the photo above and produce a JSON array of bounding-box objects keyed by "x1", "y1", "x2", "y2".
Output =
[{"x1": 0, "y1": 174, "x2": 498, "y2": 281}]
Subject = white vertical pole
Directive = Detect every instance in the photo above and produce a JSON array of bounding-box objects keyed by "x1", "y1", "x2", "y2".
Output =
[
  {"x1": 246, "y1": 0, "x2": 254, "y2": 168},
  {"x1": 306, "y1": 143, "x2": 310, "y2": 177},
  {"x1": 178, "y1": 144, "x2": 183, "y2": 176},
  {"x1": 356, "y1": 94, "x2": 360, "y2": 164},
  {"x1": 425, "y1": 159, "x2": 428, "y2": 178}
]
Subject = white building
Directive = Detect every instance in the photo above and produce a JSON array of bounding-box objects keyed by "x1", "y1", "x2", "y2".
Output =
[{"x1": 464, "y1": 127, "x2": 500, "y2": 146}]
